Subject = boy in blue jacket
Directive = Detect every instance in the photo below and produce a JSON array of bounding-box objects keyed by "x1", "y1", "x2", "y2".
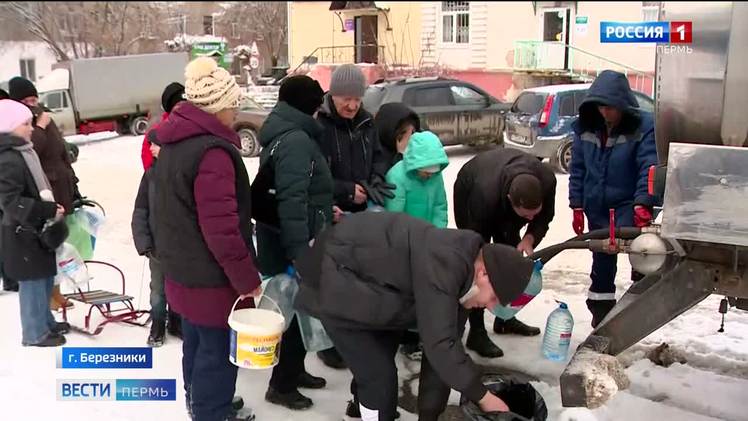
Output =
[{"x1": 569, "y1": 70, "x2": 659, "y2": 327}]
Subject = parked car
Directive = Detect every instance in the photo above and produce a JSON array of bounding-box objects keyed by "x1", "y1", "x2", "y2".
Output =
[
  {"x1": 363, "y1": 77, "x2": 511, "y2": 147},
  {"x1": 234, "y1": 95, "x2": 269, "y2": 157},
  {"x1": 503, "y1": 83, "x2": 655, "y2": 173}
]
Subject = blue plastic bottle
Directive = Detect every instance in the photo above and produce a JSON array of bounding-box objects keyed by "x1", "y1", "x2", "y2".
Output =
[
  {"x1": 491, "y1": 260, "x2": 543, "y2": 320},
  {"x1": 541, "y1": 301, "x2": 574, "y2": 361}
]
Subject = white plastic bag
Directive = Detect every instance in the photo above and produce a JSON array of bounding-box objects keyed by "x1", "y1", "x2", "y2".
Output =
[
  {"x1": 55, "y1": 242, "x2": 91, "y2": 289},
  {"x1": 75, "y1": 206, "x2": 106, "y2": 237}
]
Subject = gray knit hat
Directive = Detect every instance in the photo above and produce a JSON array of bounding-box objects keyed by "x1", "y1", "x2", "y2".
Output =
[{"x1": 329, "y1": 64, "x2": 367, "y2": 98}]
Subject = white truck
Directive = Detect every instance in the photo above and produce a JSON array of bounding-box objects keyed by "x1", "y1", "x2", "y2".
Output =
[{"x1": 36, "y1": 53, "x2": 189, "y2": 136}]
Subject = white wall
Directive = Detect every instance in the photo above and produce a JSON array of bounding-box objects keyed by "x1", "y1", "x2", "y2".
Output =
[{"x1": 0, "y1": 42, "x2": 58, "y2": 84}]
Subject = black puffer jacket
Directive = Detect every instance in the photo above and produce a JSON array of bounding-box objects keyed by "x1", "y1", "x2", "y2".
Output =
[
  {"x1": 317, "y1": 95, "x2": 388, "y2": 212},
  {"x1": 0, "y1": 134, "x2": 58, "y2": 280},
  {"x1": 30, "y1": 116, "x2": 77, "y2": 214},
  {"x1": 295, "y1": 212, "x2": 488, "y2": 403},
  {"x1": 454, "y1": 148, "x2": 557, "y2": 247},
  {"x1": 374, "y1": 102, "x2": 420, "y2": 171},
  {"x1": 255, "y1": 102, "x2": 334, "y2": 276},
  {"x1": 131, "y1": 161, "x2": 158, "y2": 257}
]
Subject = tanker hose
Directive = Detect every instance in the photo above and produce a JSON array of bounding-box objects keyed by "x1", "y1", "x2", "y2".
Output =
[
  {"x1": 564, "y1": 227, "x2": 642, "y2": 243},
  {"x1": 529, "y1": 241, "x2": 591, "y2": 265}
]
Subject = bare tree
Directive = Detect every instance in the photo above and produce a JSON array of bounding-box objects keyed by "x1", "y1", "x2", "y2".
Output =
[
  {"x1": 221, "y1": 2, "x2": 288, "y2": 67},
  {"x1": 0, "y1": 1, "x2": 172, "y2": 60}
]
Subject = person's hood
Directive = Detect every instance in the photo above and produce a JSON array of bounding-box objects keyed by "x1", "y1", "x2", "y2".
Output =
[
  {"x1": 153, "y1": 101, "x2": 240, "y2": 148},
  {"x1": 0, "y1": 133, "x2": 28, "y2": 153},
  {"x1": 575, "y1": 70, "x2": 641, "y2": 134},
  {"x1": 259, "y1": 101, "x2": 323, "y2": 147},
  {"x1": 374, "y1": 102, "x2": 420, "y2": 155},
  {"x1": 318, "y1": 94, "x2": 373, "y2": 129},
  {"x1": 402, "y1": 131, "x2": 449, "y2": 175}
]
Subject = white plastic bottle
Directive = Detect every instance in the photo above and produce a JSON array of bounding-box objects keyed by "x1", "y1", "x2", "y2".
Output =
[{"x1": 541, "y1": 301, "x2": 574, "y2": 361}]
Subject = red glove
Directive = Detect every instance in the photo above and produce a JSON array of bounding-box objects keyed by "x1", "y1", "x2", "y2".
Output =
[
  {"x1": 634, "y1": 205, "x2": 653, "y2": 228},
  {"x1": 572, "y1": 209, "x2": 585, "y2": 235}
]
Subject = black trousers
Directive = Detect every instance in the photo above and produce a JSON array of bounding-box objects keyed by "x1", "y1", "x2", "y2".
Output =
[
  {"x1": 325, "y1": 314, "x2": 468, "y2": 421},
  {"x1": 269, "y1": 316, "x2": 307, "y2": 393}
]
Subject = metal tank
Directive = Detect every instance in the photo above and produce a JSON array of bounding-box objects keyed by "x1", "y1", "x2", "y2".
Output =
[{"x1": 553, "y1": 1, "x2": 748, "y2": 408}]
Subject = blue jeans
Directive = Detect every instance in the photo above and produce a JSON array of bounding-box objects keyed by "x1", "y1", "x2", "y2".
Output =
[
  {"x1": 182, "y1": 317, "x2": 237, "y2": 421},
  {"x1": 148, "y1": 258, "x2": 166, "y2": 323},
  {"x1": 18, "y1": 277, "x2": 56, "y2": 344}
]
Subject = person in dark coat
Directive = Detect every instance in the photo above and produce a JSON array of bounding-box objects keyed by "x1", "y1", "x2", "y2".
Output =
[
  {"x1": 9, "y1": 76, "x2": 79, "y2": 311},
  {"x1": 0, "y1": 99, "x2": 69, "y2": 347},
  {"x1": 0, "y1": 88, "x2": 9, "y2": 100},
  {"x1": 152, "y1": 57, "x2": 260, "y2": 421},
  {"x1": 253, "y1": 75, "x2": 333, "y2": 411},
  {"x1": 141, "y1": 82, "x2": 185, "y2": 171},
  {"x1": 374, "y1": 102, "x2": 420, "y2": 171},
  {"x1": 295, "y1": 212, "x2": 535, "y2": 421},
  {"x1": 569, "y1": 70, "x2": 659, "y2": 327},
  {"x1": 454, "y1": 148, "x2": 557, "y2": 358},
  {"x1": 315, "y1": 63, "x2": 395, "y2": 369}
]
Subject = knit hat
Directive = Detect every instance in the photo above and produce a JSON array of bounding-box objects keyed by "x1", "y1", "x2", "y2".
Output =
[
  {"x1": 482, "y1": 243, "x2": 534, "y2": 306},
  {"x1": 0, "y1": 99, "x2": 33, "y2": 133},
  {"x1": 184, "y1": 57, "x2": 241, "y2": 114},
  {"x1": 8, "y1": 76, "x2": 38, "y2": 101},
  {"x1": 279, "y1": 75, "x2": 325, "y2": 116},
  {"x1": 0, "y1": 89, "x2": 9, "y2": 100},
  {"x1": 161, "y1": 82, "x2": 185, "y2": 113},
  {"x1": 329, "y1": 64, "x2": 367, "y2": 98}
]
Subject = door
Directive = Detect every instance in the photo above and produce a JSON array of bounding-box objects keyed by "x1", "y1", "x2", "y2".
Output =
[
  {"x1": 539, "y1": 8, "x2": 570, "y2": 70},
  {"x1": 449, "y1": 84, "x2": 504, "y2": 146},
  {"x1": 355, "y1": 15, "x2": 378, "y2": 63},
  {"x1": 40, "y1": 90, "x2": 77, "y2": 136},
  {"x1": 402, "y1": 85, "x2": 460, "y2": 145}
]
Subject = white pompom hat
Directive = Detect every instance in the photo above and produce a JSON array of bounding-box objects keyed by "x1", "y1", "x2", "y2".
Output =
[{"x1": 184, "y1": 57, "x2": 241, "y2": 114}]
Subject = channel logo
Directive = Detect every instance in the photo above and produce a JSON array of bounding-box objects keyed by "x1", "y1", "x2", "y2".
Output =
[
  {"x1": 57, "y1": 379, "x2": 176, "y2": 401},
  {"x1": 600, "y1": 21, "x2": 692, "y2": 43}
]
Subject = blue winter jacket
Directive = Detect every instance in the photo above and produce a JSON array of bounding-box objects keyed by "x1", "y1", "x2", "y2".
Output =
[{"x1": 568, "y1": 71, "x2": 658, "y2": 226}]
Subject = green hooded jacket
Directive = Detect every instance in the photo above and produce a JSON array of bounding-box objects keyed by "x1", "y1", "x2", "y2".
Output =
[{"x1": 384, "y1": 131, "x2": 449, "y2": 227}]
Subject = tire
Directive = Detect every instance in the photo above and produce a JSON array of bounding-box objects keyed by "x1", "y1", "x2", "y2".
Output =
[
  {"x1": 129, "y1": 116, "x2": 150, "y2": 136},
  {"x1": 237, "y1": 127, "x2": 261, "y2": 157},
  {"x1": 554, "y1": 140, "x2": 573, "y2": 174}
]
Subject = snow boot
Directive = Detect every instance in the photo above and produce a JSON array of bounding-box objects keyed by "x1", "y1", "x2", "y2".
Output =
[
  {"x1": 147, "y1": 320, "x2": 166, "y2": 347},
  {"x1": 297, "y1": 372, "x2": 327, "y2": 389},
  {"x1": 317, "y1": 347, "x2": 347, "y2": 369},
  {"x1": 51, "y1": 321, "x2": 71, "y2": 335},
  {"x1": 24, "y1": 331, "x2": 66, "y2": 347},
  {"x1": 2, "y1": 277, "x2": 18, "y2": 292},
  {"x1": 399, "y1": 342, "x2": 423, "y2": 361},
  {"x1": 493, "y1": 317, "x2": 541, "y2": 337},
  {"x1": 225, "y1": 408, "x2": 255, "y2": 421},
  {"x1": 265, "y1": 387, "x2": 313, "y2": 410},
  {"x1": 587, "y1": 299, "x2": 617, "y2": 328},
  {"x1": 167, "y1": 309, "x2": 182, "y2": 339},
  {"x1": 344, "y1": 399, "x2": 401, "y2": 419},
  {"x1": 466, "y1": 329, "x2": 504, "y2": 358}
]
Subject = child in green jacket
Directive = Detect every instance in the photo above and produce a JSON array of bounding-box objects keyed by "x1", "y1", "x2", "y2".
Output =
[{"x1": 384, "y1": 131, "x2": 449, "y2": 228}]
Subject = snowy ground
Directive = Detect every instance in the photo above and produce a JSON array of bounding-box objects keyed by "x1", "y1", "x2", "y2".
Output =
[{"x1": 1, "y1": 135, "x2": 746, "y2": 421}]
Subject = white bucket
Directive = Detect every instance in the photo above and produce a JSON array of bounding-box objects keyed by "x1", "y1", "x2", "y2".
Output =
[{"x1": 228, "y1": 296, "x2": 285, "y2": 369}]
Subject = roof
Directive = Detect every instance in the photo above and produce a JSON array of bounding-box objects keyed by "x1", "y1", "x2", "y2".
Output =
[{"x1": 524, "y1": 83, "x2": 592, "y2": 94}]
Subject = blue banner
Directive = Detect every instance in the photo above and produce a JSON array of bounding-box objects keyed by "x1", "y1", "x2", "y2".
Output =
[
  {"x1": 600, "y1": 21, "x2": 669, "y2": 43},
  {"x1": 116, "y1": 379, "x2": 176, "y2": 401},
  {"x1": 58, "y1": 347, "x2": 152, "y2": 369}
]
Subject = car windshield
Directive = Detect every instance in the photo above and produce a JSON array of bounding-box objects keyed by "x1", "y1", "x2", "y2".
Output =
[
  {"x1": 512, "y1": 92, "x2": 547, "y2": 115},
  {"x1": 363, "y1": 85, "x2": 387, "y2": 113},
  {"x1": 240, "y1": 96, "x2": 263, "y2": 111}
]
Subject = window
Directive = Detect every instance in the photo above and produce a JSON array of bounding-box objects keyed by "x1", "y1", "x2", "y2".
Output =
[
  {"x1": 512, "y1": 92, "x2": 546, "y2": 114},
  {"x1": 642, "y1": 2, "x2": 660, "y2": 21},
  {"x1": 573, "y1": 90, "x2": 588, "y2": 111},
  {"x1": 203, "y1": 15, "x2": 214, "y2": 35},
  {"x1": 403, "y1": 87, "x2": 454, "y2": 107},
  {"x1": 231, "y1": 22, "x2": 239, "y2": 39},
  {"x1": 441, "y1": 2, "x2": 469, "y2": 44},
  {"x1": 450, "y1": 85, "x2": 486, "y2": 106},
  {"x1": 558, "y1": 94, "x2": 576, "y2": 116},
  {"x1": 633, "y1": 92, "x2": 655, "y2": 112},
  {"x1": 19, "y1": 59, "x2": 36, "y2": 82},
  {"x1": 44, "y1": 92, "x2": 63, "y2": 109}
]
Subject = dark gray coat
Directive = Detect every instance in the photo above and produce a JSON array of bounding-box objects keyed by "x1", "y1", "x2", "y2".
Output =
[
  {"x1": 295, "y1": 212, "x2": 488, "y2": 403},
  {"x1": 131, "y1": 162, "x2": 157, "y2": 256}
]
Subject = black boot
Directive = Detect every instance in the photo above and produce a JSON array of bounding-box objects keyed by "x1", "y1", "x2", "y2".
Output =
[
  {"x1": 297, "y1": 372, "x2": 327, "y2": 389},
  {"x1": 51, "y1": 321, "x2": 71, "y2": 335},
  {"x1": 2, "y1": 277, "x2": 18, "y2": 292},
  {"x1": 225, "y1": 408, "x2": 255, "y2": 421},
  {"x1": 147, "y1": 320, "x2": 166, "y2": 347},
  {"x1": 493, "y1": 317, "x2": 541, "y2": 336},
  {"x1": 265, "y1": 387, "x2": 313, "y2": 410},
  {"x1": 24, "y1": 331, "x2": 66, "y2": 347},
  {"x1": 345, "y1": 399, "x2": 401, "y2": 419},
  {"x1": 167, "y1": 310, "x2": 182, "y2": 339},
  {"x1": 466, "y1": 329, "x2": 504, "y2": 358},
  {"x1": 317, "y1": 347, "x2": 347, "y2": 369},
  {"x1": 586, "y1": 299, "x2": 616, "y2": 328}
]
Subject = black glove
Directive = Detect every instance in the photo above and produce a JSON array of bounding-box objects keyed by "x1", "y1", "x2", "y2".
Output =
[
  {"x1": 370, "y1": 174, "x2": 396, "y2": 201},
  {"x1": 358, "y1": 180, "x2": 382, "y2": 206}
]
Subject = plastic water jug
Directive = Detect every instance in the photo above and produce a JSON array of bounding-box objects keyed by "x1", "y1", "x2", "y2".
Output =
[
  {"x1": 541, "y1": 301, "x2": 574, "y2": 361},
  {"x1": 491, "y1": 260, "x2": 543, "y2": 320}
]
